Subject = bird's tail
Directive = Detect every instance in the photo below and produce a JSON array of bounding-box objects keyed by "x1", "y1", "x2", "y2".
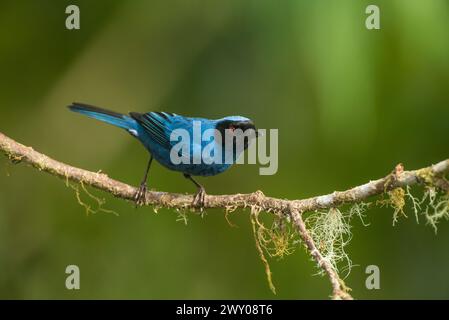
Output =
[{"x1": 68, "y1": 103, "x2": 134, "y2": 130}]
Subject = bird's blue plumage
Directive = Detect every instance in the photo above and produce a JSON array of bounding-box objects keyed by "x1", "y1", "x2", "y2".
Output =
[{"x1": 68, "y1": 103, "x2": 256, "y2": 177}]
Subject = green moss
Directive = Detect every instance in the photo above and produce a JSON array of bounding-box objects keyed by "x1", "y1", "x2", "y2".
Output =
[
  {"x1": 176, "y1": 208, "x2": 188, "y2": 225},
  {"x1": 405, "y1": 185, "x2": 421, "y2": 224},
  {"x1": 306, "y1": 207, "x2": 352, "y2": 277},
  {"x1": 224, "y1": 205, "x2": 238, "y2": 227},
  {"x1": 417, "y1": 168, "x2": 435, "y2": 185},
  {"x1": 389, "y1": 187, "x2": 407, "y2": 226},
  {"x1": 421, "y1": 187, "x2": 449, "y2": 234},
  {"x1": 250, "y1": 206, "x2": 276, "y2": 294},
  {"x1": 68, "y1": 180, "x2": 118, "y2": 216}
]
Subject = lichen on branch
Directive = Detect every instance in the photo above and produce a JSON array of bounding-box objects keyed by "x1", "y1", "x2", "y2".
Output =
[{"x1": 1, "y1": 131, "x2": 448, "y2": 300}]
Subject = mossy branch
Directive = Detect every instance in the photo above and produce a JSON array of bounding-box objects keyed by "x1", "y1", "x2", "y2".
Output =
[{"x1": 1, "y1": 131, "x2": 448, "y2": 300}]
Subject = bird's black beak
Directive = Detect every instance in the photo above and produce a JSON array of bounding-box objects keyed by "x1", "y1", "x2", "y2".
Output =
[{"x1": 229, "y1": 120, "x2": 259, "y2": 138}]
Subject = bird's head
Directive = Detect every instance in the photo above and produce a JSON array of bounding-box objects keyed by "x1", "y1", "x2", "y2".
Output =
[{"x1": 215, "y1": 116, "x2": 258, "y2": 151}]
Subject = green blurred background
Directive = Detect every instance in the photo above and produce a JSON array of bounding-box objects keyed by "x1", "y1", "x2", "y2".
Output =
[{"x1": 0, "y1": 0, "x2": 448, "y2": 299}]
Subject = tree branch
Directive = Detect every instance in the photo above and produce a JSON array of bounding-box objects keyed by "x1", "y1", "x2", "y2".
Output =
[{"x1": 1, "y1": 131, "x2": 448, "y2": 299}]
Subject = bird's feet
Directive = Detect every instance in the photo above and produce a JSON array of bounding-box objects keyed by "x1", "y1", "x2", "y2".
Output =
[
  {"x1": 134, "y1": 182, "x2": 147, "y2": 207},
  {"x1": 192, "y1": 186, "x2": 206, "y2": 208}
]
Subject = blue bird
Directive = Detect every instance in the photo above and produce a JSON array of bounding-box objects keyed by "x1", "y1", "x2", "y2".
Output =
[{"x1": 68, "y1": 103, "x2": 258, "y2": 206}]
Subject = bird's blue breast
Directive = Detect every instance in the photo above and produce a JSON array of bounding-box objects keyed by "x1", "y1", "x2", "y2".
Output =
[{"x1": 132, "y1": 114, "x2": 233, "y2": 176}]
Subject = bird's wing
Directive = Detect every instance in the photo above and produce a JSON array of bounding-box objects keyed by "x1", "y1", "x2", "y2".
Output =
[{"x1": 129, "y1": 111, "x2": 177, "y2": 150}]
